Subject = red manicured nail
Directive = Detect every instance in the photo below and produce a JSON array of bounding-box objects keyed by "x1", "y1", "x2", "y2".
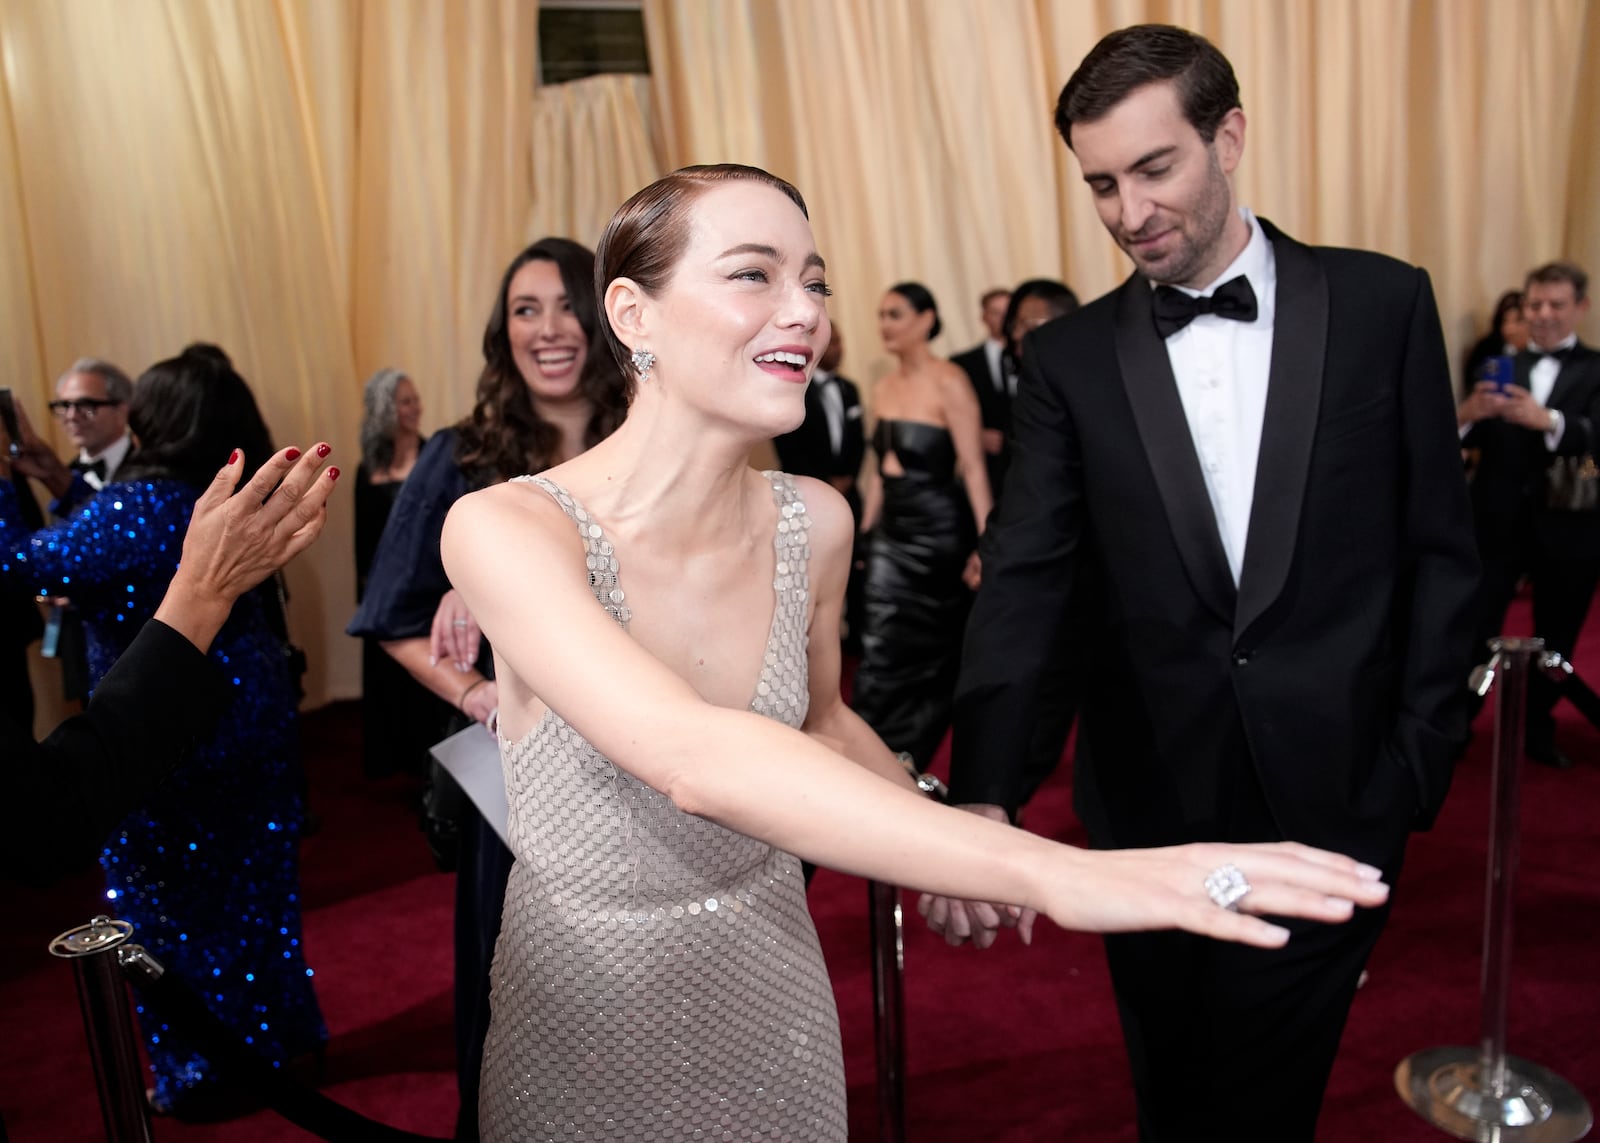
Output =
[
  {"x1": 228, "y1": 449, "x2": 240, "y2": 464},
  {"x1": 316, "y1": 442, "x2": 331, "y2": 458},
  {"x1": 285, "y1": 447, "x2": 301, "y2": 461},
  {"x1": 327, "y1": 466, "x2": 340, "y2": 481}
]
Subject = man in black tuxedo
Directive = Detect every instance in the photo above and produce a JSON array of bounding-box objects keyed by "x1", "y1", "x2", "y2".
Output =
[
  {"x1": 951, "y1": 288, "x2": 1013, "y2": 496},
  {"x1": 927, "y1": 25, "x2": 1479, "y2": 1141},
  {"x1": 1459, "y1": 261, "x2": 1600, "y2": 768},
  {"x1": 773, "y1": 327, "x2": 868, "y2": 648}
]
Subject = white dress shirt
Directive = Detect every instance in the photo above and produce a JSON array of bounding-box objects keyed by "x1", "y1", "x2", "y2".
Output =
[
  {"x1": 1529, "y1": 333, "x2": 1577, "y2": 449},
  {"x1": 78, "y1": 431, "x2": 133, "y2": 490},
  {"x1": 1162, "y1": 208, "x2": 1276, "y2": 585},
  {"x1": 811, "y1": 368, "x2": 845, "y2": 455},
  {"x1": 983, "y1": 338, "x2": 1008, "y2": 395}
]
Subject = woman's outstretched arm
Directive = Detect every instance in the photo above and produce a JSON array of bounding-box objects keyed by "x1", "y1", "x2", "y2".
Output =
[{"x1": 442, "y1": 481, "x2": 1387, "y2": 949}]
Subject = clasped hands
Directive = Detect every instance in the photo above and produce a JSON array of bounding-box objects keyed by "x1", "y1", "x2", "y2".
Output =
[{"x1": 1459, "y1": 381, "x2": 1558, "y2": 433}]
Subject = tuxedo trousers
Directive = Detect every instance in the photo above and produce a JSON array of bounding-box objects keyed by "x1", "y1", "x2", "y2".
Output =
[
  {"x1": 1099, "y1": 729, "x2": 1400, "y2": 1142},
  {"x1": 1472, "y1": 505, "x2": 1600, "y2": 751}
]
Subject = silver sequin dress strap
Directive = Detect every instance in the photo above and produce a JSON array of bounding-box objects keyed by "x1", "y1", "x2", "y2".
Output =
[{"x1": 516, "y1": 475, "x2": 632, "y2": 627}]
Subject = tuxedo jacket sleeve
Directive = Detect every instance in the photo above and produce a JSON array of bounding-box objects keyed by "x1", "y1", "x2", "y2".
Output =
[
  {"x1": 1545, "y1": 347, "x2": 1600, "y2": 458},
  {"x1": 4, "y1": 619, "x2": 228, "y2": 885},
  {"x1": 953, "y1": 229, "x2": 1478, "y2": 857}
]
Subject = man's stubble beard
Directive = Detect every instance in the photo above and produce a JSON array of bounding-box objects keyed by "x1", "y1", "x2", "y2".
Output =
[{"x1": 1127, "y1": 148, "x2": 1234, "y2": 289}]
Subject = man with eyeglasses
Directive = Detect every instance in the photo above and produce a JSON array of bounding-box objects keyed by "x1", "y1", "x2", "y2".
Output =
[
  {"x1": 31, "y1": 359, "x2": 135, "y2": 708},
  {"x1": 50, "y1": 358, "x2": 133, "y2": 497}
]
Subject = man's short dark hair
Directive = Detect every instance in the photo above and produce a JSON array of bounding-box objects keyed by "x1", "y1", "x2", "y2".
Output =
[
  {"x1": 980, "y1": 287, "x2": 1010, "y2": 308},
  {"x1": 1055, "y1": 24, "x2": 1241, "y2": 151},
  {"x1": 1526, "y1": 261, "x2": 1589, "y2": 304}
]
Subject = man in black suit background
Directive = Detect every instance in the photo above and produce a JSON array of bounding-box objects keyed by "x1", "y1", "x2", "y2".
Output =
[
  {"x1": 1458, "y1": 261, "x2": 1600, "y2": 768},
  {"x1": 951, "y1": 288, "x2": 1012, "y2": 496},
  {"x1": 925, "y1": 25, "x2": 1479, "y2": 1141},
  {"x1": 773, "y1": 326, "x2": 868, "y2": 649}
]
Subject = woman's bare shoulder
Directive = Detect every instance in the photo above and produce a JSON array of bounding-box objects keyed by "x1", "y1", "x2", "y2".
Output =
[{"x1": 442, "y1": 478, "x2": 582, "y2": 567}]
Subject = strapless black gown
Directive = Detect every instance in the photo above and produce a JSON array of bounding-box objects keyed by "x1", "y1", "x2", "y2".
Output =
[{"x1": 851, "y1": 419, "x2": 977, "y2": 767}]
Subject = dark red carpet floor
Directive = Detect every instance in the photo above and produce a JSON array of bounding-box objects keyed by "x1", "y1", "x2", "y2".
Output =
[{"x1": 4, "y1": 597, "x2": 1598, "y2": 1141}]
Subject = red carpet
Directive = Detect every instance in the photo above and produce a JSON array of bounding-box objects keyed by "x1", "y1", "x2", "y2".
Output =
[{"x1": 4, "y1": 597, "x2": 1598, "y2": 1141}]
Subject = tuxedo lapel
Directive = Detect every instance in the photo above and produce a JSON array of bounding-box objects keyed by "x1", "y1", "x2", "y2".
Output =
[
  {"x1": 1546, "y1": 344, "x2": 1595, "y2": 410},
  {"x1": 1114, "y1": 277, "x2": 1237, "y2": 624},
  {"x1": 1235, "y1": 222, "x2": 1328, "y2": 640}
]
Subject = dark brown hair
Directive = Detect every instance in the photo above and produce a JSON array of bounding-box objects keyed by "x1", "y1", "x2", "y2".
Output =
[
  {"x1": 1526, "y1": 261, "x2": 1589, "y2": 304},
  {"x1": 1000, "y1": 279, "x2": 1080, "y2": 356},
  {"x1": 594, "y1": 164, "x2": 809, "y2": 387},
  {"x1": 887, "y1": 281, "x2": 942, "y2": 341},
  {"x1": 1056, "y1": 24, "x2": 1241, "y2": 150},
  {"x1": 454, "y1": 237, "x2": 628, "y2": 486},
  {"x1": 121, "y1": 343, "x2": 275, "y2": 489}
]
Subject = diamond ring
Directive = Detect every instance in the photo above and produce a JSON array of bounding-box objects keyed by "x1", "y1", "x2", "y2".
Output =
[
  {"x1": 1203, "y1": 864, "x2": 1252, "y2": 911},
  {"x1": 452, "y1": 619, "x2": 469, "y2": 628}
]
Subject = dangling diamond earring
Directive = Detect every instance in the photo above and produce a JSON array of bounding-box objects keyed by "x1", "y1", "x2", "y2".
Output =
[{"x1": 630, "y1": 347, "x2": 655, "y2": 379}]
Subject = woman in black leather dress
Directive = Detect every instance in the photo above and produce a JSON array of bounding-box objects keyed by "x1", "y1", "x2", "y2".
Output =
[{"x1": 852, "y1": 282, "x2": 993, "y2": 767}]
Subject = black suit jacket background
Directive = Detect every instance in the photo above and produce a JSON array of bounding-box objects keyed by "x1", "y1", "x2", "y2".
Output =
[
  {"x1": 953, "y1": 342, "x2": 1011, "y2": 495},
  {"x1": 1464, "y1": 343, "x2": 1600, "y2": 560},
  {"x1": 952, "y1": 222, "x2": 1479, "y2": 868},
  {"x1": 772, "y1": 373, "x2": 866, "y2": 492}
]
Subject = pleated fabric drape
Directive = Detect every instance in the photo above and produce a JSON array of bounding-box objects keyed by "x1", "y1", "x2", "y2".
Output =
[
  {"x1": 643, "y1": 0, "x2": 1600, "y2": 390},
  {"x1": 2, "y1": 0, "x2": 1596, "y2": 727}
]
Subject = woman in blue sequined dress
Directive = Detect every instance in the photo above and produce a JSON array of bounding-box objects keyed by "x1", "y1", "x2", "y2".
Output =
[{"x1": 0, "y1": 344, "x2": 326, "y2": 1115}]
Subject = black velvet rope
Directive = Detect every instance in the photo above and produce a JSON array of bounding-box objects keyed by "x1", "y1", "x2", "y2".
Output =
[{"x1": 119, "y1": 951, "x2": 450, "y2": 1143}]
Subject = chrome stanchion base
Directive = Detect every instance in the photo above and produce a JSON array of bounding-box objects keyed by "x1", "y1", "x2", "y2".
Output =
[{"x1": 1397, "y1": 1047, "x2": 1592, "y2": 1141}]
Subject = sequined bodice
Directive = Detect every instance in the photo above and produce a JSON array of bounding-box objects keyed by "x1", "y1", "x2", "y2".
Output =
[
  {"x1": 502, "y1": 470, "x2": 811, "y2": 898},
  {"x1": 872, "y1": 418, "x2": 960, "y2": 481},
  {"x1": 479, "y1": 470, "x2": 845, "y2": 1141}
]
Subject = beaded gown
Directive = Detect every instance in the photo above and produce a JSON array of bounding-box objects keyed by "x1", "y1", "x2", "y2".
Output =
[
  {"x1": 851, "y1": 419, "x2": 978, "y2": 767},
  {"x1": 478, "y1": 472, "x2": 847, "y2": 1142},
  {"x1": 0, "y1": 478, "x2": 326, "y2": 1110}
]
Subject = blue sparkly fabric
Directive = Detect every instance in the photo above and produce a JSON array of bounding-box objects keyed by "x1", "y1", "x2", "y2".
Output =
[{"x1": 0, "y1": 478, "x2": 326, "y2": 1109}]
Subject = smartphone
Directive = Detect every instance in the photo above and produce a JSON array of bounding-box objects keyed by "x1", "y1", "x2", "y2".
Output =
[
  {"x1": 0, "y1": 387, "x2": 20, "y2": 457},
  {"x1": 1480, "y1": 355, "x2": 1515, "y2": 392},
  {"x1": 40, "y1": 604, "x2": 63, "y2": 658}
]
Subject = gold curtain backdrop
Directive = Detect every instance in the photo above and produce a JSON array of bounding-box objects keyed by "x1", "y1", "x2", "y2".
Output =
[{"x1": 1, "y1": 0, "x2": 1596, "y2": 730}]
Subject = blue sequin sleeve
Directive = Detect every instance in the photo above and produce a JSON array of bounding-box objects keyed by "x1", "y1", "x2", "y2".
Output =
[{"x1": 0, "y1": 478, "x2": 192, "y2": 602}]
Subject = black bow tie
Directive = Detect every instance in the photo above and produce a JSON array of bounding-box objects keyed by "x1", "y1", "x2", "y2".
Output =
[
  {"x1": 71, "y1": 457, "x2": 107, "y2": 481},
  {"x1": 1531, "y1": 345, "x2": 1573, "y2": 364},
  {"x1": 1151, "y1": 276, "x2": 1259, "y2": 339}
]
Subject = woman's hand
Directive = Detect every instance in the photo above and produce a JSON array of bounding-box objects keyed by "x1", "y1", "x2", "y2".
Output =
[
  {"x1": 155, "y1": 444, "x2": 337, "y2": 653},
  {"x1": 459, "y1": 678, "x2": 499, "y2": 728},
  {"x1": 923, "y1": 837, "x2": 1389, "y2": 950},
  {"x1": 430, "y1": 588, "x2": 483, "y2": 671},
  {"x1": 1036, "y1": 841, "x2": 1388, "y2": 948},
  {"x1": 2, "y1": 397, "x2": 74, "y2": 497},
  {"x1": 961, "y1": 550, "x2": 982, "y2": 591}
]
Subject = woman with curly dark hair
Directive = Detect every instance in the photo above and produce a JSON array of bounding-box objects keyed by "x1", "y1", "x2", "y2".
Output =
[
  {"x1": 348, "y1": 236, "x2": 626, "y2": 1137},
  {"x1": 0, "y1": 343, "x2": 329, "y2": 1117}
]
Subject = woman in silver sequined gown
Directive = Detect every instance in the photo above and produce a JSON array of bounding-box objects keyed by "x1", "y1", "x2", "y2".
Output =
[{"x1": 443, "y1": 166, "x2": 1398, "y2": 1142}]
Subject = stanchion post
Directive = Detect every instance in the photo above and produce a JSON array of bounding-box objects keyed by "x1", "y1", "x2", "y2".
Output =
[
  {"x1": 48, "y1": 916, "x2": 154, "y2": 1143},
  {"x1": 868, "y1": 879, "x2": 906, "y2": 1143},
  {"x1": 1395, "y1": 637, "x2": 1593, "y2": 1142}
]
